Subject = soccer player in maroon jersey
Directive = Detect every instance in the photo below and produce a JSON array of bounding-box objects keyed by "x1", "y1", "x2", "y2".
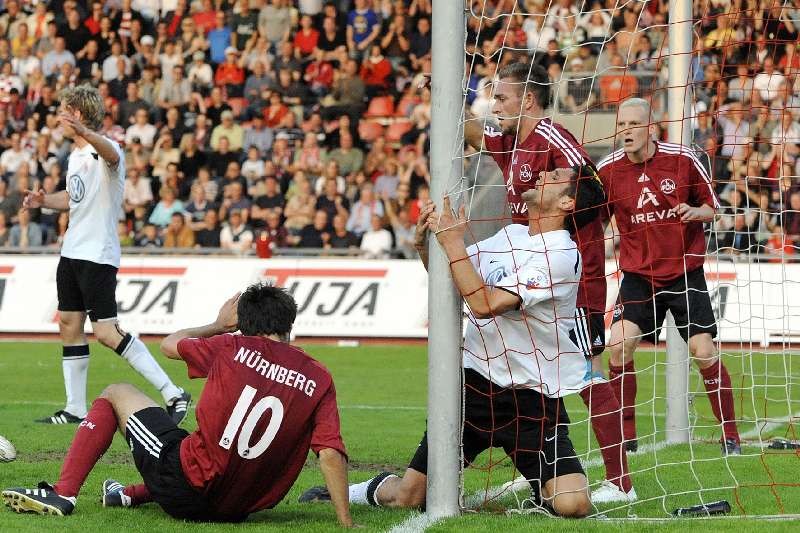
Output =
[
  {"x1": 463, "y1": 62, "x2": 634, "y2": 503},
  {"x1": 597, "y1": 98, "x2": 740, "y2": 456},
  {"x1": 2, "y1": 284, "x2": 356, "y2": 526}
]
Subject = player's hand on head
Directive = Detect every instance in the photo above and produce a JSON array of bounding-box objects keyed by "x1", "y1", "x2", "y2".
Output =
[
  {"x1": 22, "y1": 189, "x2": 45, "y2": 209},
  {"x1": 215, "y1": 292, "x2": 240, "y2": 332}
]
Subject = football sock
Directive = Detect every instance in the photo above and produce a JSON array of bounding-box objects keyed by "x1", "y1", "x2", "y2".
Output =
[
  {"x1": 115, "y1": 334, "x2": 183, "y2": 402},
  {"x1": 349, "y1": 472, "x2": 397, "y2": 506},
  {"x1": 699, "y1": 359, "x2": 740, "y2": 442},
  {"x1": 62, "y1": 345, "x2": 90, "y2": 418},
  {"x1": 609, "y1": 360, "x2": 637, "y2": 442},
  {"x1": 54, "y1": 398, "x2": 117, "y2": 498},
  {"x1": 580, "y1": 383, "x2": 632, "y2": 493},
  {"x1": 122, "y1": 484, "x2": 152, "y2": 506}
]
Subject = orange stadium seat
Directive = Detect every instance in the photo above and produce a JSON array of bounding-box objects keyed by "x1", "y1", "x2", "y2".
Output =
[
  {"x1": 385, "y1": 120, "x2": 413, "y2": 143},
  {"x1": 358, "y1": 120, "x2": 385, "y2": 142},
  {"x1": 364, "y1": 95, "x2": 395, "y2": 118},
  {"x1": 227, "y1": 97, "x2": 247, "y2": 117}
]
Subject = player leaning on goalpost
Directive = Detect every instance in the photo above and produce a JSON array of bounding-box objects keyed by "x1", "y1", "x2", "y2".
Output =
[
  {"x1": 597, "y1": 98, "x2": 740, "y2": 456},
  {"x1": 463, "y1": 62, "x2": 634, "y2": 503},
  {"x1": 2, "y1": 283, "x2": 355, "y2": 527},
  {"x1": 22, "y1": 85, "x2": 190, "y2": 426},
  {"x1": 302, "y1": 167, "x2": 604, "y2": 518}
]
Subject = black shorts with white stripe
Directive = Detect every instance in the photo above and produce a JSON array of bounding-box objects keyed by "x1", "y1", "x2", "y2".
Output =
[
  {"x1": 569, "y1": 307, "x2": 606, "y2": 358},
  {"x1": 125, "y1": 407, "x2": 239, "y2": 521}
]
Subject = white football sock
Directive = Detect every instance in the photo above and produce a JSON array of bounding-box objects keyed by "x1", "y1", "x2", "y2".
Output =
[
  {"x1": 120, "y1": 336, "x2": 182, "y2": 402},
  {"x1": 62, "y1": 345, "x2": 90, "y2": 418},
  {"x1": 348, "y1": 479, "x2": 372, "y2": 505}
]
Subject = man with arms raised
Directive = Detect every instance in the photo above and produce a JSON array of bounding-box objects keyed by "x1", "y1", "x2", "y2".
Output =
[
  {"x1": 3, "y1": 284, "x2": 354, "y2": 527},
  {"x1": 23, "y1": 85, "x2": 190, "y2": 425},
  {"x1": 302, "y1": 166, "x2": 603, "y2": 517},
  {"x1": 597, "y1": 98, "x2": 739, "y2": 455},
  {"x1": 463, "y1": 62, "x2": 633, "y2": 503}
]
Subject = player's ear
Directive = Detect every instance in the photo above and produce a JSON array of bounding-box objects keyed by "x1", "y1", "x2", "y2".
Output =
[{"x1": 560, "y1": 195, "x2": 576, "y2": 212}]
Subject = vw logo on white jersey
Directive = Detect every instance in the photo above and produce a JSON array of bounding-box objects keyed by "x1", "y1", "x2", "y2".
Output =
[
  {"x1": 67, "y1": 174, "x2": 85, "y2": 203},
  {"x1": 660, "y1": 178, "x2": 676, "y2": 195}
]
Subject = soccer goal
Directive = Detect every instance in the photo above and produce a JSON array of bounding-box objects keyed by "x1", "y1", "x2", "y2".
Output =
[{"x1": 426, "y1": 0, "x2": 800, "y2": 522}]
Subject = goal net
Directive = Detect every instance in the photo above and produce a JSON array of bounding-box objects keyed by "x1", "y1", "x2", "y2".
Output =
[{"x1": 441, "y1": 0, "x2": 800, "y2": 519}]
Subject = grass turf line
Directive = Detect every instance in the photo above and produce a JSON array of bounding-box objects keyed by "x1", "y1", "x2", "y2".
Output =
[{"x1": 0, "y1": 342, "x2": 798, "y2": 532}]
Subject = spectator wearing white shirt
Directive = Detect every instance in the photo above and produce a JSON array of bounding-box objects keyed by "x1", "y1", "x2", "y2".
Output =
[
  {"x1": 101, "y1": 40, "x2": 130, "y2": 83},
  {"x1": 41, "y1": 36, "x2": 74, "y2": 77},
  {"x1": 123, "y1": 168, "x2": 153, "y2": 219},
  {"x1": 220, "y1": 209, "x2": 254, "y2": 253},
  {"x1": 187, "y1": 51, "x2": 213, "y2": 93},
  {"x1": 125, "y1": 108, "x2": 158, "y2": 149},
  {"x1": 522, "y1": 15, "x2": 556, "y2": 54},
  {"x1": 347, "y1": 183, "x2": 384, "y2": 238},
  {"x1": 753, "y1": 57, "x2": 786, "y2": 103},
  {"x1": 0, "y1": 132, "x2": 33, "y2": 178},
  {"x1": 360, "y1": 214, "x2": 392, "y2": 259}
]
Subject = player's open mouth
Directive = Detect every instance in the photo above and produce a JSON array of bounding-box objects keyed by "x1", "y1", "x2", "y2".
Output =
[{"x1": 623, "y1": 137, "x2": 634, "y2": 146}]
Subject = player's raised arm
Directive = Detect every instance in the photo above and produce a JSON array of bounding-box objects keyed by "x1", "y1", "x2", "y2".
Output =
[
  {"x1": 463, "y1": 110, "x2": 486, "y2": 150},
  {"x1": 160, "y1": 292, "x2": 240, "y2": 359},
  {"x1": 414, "y1": 200, "x2": 436, "y2": 270},
  {"x1": 59, "y1": 112, "x2": 121, "y2": 170},
  {"x1": 318, "y1": 448, "x2": 355, "y2": 528}
]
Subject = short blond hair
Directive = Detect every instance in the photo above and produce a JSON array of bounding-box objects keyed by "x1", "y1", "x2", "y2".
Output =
[{"x1": 60, "y1": 85, "x2": 104, "y2": 131}]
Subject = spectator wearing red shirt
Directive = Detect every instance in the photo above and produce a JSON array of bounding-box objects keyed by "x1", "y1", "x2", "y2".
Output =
[
  {"x1": 193, "y1": 0, "x2": 218, "y2": 35},
  {"x1": 263, "y1": 91, "x2": 290, "y2": 129},
  {"x1": 305, "y1": 48, "x2": 334, "y2": 96},
  {"x1": 214, "y1": 47, "x2": 245, "y2": 97},
  {"x1": 360, "y1": 45, "x2": 393, "y2": 97},
  {"x1": 84, "y1": 1, "x2": 104, "y2": 35},
  {"x1": 294, "y1": 14, "x2": 320, "y2": 59}
]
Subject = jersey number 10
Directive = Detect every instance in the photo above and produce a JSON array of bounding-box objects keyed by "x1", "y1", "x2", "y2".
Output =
[{"x1": 219, "y1": 385, "x2": 285, "y2": 460}]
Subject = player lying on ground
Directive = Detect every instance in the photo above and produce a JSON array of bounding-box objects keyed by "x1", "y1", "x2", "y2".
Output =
[
  {"x1": 597, "y1": 98, "x2": 740, "y2": 455},
  {"x1": 301, "y1": 167, "x2": 604, "y2": 517},
  {"x1": 2, "y1": 284, "x2": 355, "y2": 527},
  {"x1": 23, "y1": 85, "x2": 190, "y2": 426},
  {"x1": 463, "y1": 62, "x2": 633, "y2": 503}
]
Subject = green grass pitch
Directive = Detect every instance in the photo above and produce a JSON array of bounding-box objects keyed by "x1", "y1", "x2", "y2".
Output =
[{"x1": 0, "y1": 341, "x2": 798, "y2": 532}]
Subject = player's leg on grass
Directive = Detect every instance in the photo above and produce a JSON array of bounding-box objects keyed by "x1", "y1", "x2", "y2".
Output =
[
  {"x1": 91, "y1": 319, "x2": 190, "y2": 424},
  {"x1": 2, "y1": 383, "x2": 154, "y2": 516},
  {"x1": 373, "y1": 468, "x2": 426, "y2": 508},
  {"x1": 52, "y1": 310, "x2": 90, "y2": 422},
  {"x1": 608, "y1": 319, "x2": 642, "y2": 449},
  {"x1": 573, "y1": 309, "x2": 633, "y2": 499}
]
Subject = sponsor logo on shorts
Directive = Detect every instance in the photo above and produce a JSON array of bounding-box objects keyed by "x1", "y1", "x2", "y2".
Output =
[
  {"x1": 593, "y1": 335, "x2": 603, "y2": 346},
  {"x1": 613, "y1": 303, "x2": 624, "y2": 318},
  {"x1": 660, "y1": 178, "x2": 676, "y2": 194},
  {"x1": 67, "y1": 174, "x2": 85, "y2": 203}
]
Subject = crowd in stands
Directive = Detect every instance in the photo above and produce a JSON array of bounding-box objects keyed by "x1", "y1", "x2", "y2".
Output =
[{"x1": 0, "y1": 0, "x2": 797, "y2": 260}]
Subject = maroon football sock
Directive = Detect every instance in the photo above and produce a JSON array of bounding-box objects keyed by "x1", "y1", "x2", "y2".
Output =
[
  {"x1": 123, "y1": 483, "x2": 153, "y2": 506},
  {"x1": 699, "y1": 359, "x2": 740, "y2": 442},
  {"x1": 580, "y1": 383, "x2": 632, "y2": 492},
  {"x1": 54, "y1": 398, "x2": 117, "y2": 498},
  {"x1": 609, "y1": 360, "x2": 637, "y2": 441}
]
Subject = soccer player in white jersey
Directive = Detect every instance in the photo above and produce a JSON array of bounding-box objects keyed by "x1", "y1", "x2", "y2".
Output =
[
  {"x1": 22, "y1": 86, "x2": 190, "y2": 425},
  {"x1": 301, "y1": 166, "x2": 605, "y2": 517}
]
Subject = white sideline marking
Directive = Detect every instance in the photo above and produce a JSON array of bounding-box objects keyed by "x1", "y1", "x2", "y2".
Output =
[{"x1": 387, "y1": 512, "x2": 441, "y2": 533}]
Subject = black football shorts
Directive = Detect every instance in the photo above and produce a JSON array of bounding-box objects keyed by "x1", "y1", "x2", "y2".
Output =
[{"x1": 56, "y1": 257, "x2": 118, "y2": 322}]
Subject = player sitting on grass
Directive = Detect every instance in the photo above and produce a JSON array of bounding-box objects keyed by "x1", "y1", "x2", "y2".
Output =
[
  {"x1": 3, "y1": 284, "x2": 355, "y2": 527},
  {"x1": 301, "y1": 166, "x2": 604, "y2": 517}
]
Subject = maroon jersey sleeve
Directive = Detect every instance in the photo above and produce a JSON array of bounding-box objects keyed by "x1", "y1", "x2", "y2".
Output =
[
  {"x1": 686, "y1": 152, "x2": 720, "y2": 209},
  {"x1": 482, "y1": 125, "x2": 511, "y2": 170},
  {"x1": 177, "y1": 334, "x2": 234, "y2": 379},
  {"x1": 309, "y1": 382, "x2": 347, "y2": 458}
]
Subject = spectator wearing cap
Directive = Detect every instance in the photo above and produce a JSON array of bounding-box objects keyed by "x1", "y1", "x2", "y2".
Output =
[
  {"x1": 215, "y1": 46, "x2": 245, "y2": 97},
  {"x1": 220, "y1": 209, "x2": 254, "y2": 253},
  {"x1": 188, "y1": 50, "x2": 213, "y2": 93},
  {"x1": 208, "y1": 10, "x2": 232, "y2": 64},
  {"x1": 259, "y1": 0, "x2": 293, "y2": 50},
  {"x1": 211, "y1": 110, "x2": 244, "y2": 151},
  {"x1": 41, "y1": 36, "x2": 75, "y2": 77},
  {"x1": 130, "y1": 34, "x2": 156, "y2": 75},
  {"x1": 243, "y1": 114, "x2": 274, "y2": 157},
  {"x1": 231, "y1": 0, "x2": 259, "y2": 51},
  {"x1": 346, "y1": 0, "x2": 380, "y2": 60}
]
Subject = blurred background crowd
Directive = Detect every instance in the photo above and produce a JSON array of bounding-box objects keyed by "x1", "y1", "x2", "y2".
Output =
[{"x1": 0, "y1": 0, "x2": 796, "y2": 260}]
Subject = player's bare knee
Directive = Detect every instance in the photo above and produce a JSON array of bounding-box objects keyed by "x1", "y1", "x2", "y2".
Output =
[
  {"x1": 385, "y1": 476, "x2": 426, "y2": 508},
  {"x1": 552, "y1": 492, "x2": 591, "y2": 518},
  {"x1": 101, "y1": 382, "x2": 134, "y2": 401}
]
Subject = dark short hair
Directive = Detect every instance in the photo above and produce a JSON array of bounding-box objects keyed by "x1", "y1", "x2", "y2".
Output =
[
  {"x1": 496, "y1": 62, "x2": 552, "y2": 109},
  {"x1": 237, "y1": 283, "x2": 298, "y2": 338},
  {"x1": 565, "y1": 164, "x2": 606, "y2": 232}
]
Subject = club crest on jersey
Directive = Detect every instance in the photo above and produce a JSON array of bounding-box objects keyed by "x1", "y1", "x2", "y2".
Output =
[
  {"x1": 660, "y1": 178, "x2": 676, "y2": 194},
  {"x1": 526, "y1": 272, "x2": 547, "y2": 289},
  {"x1": 67, "y1": 174, "x2": 85, "y2": 203},
  {"x1": 518, "y1": 163, "x2": 533, "y2": 182}
]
